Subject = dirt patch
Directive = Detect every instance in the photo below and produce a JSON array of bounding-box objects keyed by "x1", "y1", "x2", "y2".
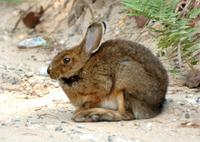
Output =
[{"x1": 0, "y1": 1, "x2": 199, "y2": 142}]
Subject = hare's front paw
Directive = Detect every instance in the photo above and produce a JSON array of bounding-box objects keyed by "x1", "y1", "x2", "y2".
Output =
[
  {"x1": 72, "y1": 110, "x2": 103, "y2": 122},
  {"x1": 72, "y1": 108, "x2": 134, "y2": 122},
  {"x1": 72, "y1": 108, "x2": 121, "y2": 122}
]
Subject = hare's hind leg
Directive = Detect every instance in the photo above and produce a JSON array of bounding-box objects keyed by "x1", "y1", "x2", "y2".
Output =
[
  {"x1": 116, "y1": 60, "x2": 163, "y2": 119},
  {"x1": 72, "y1": 92, "x2": 133, "y2": 122},
  {"x1": 126, "y1": 95, "x2": 161, "y2": 119}
]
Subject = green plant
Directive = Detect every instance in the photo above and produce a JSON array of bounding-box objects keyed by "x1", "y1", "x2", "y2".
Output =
[
  {"x1": 0, "y1": 0, "x2": 23, "y2": 5},
  {"x1": 123, "y1": 0, "x2": 200, "y2": 67}
]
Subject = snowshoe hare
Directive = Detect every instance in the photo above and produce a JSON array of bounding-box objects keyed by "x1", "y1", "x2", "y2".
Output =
[{"x1": 48, "y1": 22, "x2": 168, "y2": 122}]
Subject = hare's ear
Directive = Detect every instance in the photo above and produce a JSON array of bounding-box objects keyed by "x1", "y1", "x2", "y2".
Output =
[{"x1": 81, "y1": 22, "x2": 104, "y2": 55}]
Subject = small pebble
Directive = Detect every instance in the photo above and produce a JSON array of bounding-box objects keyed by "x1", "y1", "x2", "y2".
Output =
[
  {"x1": 77, "y1": 124, "x2": 84, "y2": 129},
  {"x1": 18, "y1": 68, "x2": 23, "y2": 72},
  {"x1": 10, "y1": 78, "x2": 19, "y2": 85},
  {"x1": 184, "y1": 113, "x2": 190, "y2": 119},
  {"x1": 12, "y1": 119, "x2": 20, "y2": 123},
  {"x1": 119, "y1": 122, "x2": 124, "y2": 126},
  {"x1": 61, "y1": 121, "x2": 67, "y2": 124},
  {"x1": 25, "y1": 72, "x2": 34, "y2": 78},
  {"x1": 146, "y1": 122, "x2": 152, "y2": 129},
  {"x1": 55, "y1": 125, "x2": 63, "y2": 132},
  {"x1": 68, "y1": 33, "x2": 74, "y2": 37},
  {"x1": 178, "y1": 101, "x2": 185, "y2": 106},
  {"x1": 59, "y1": 40, "x2": 65, "y2": 45},
  {"x1": 107, "y1": 135, "x2": 113, "y2": 142},
  {"x1": 196, "y1": 97, "x2": 200, "y2": 104},
  {"x1": 1, "y1": 123, "x2": 6, "y2": 126},
  {"x1": 38, "y1": 66, "x2": 48, "y2": 76}
]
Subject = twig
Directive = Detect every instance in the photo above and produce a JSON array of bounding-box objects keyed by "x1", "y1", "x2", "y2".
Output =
[
  {"x1": 184, "y1": 50, "x2": 200, "y2": 64},
  {"x1": 176, "y1": 0, "x2": 195, "y2": 18},
  {"x1": 134, "y1": 27, "x2": 148, "y2": 42},
  {"x1": 177, "y1": 42, "x2": 182, "y2": 68},
  {"x1": 181, "y1": 0, "x2": 193, "y2": 17}
]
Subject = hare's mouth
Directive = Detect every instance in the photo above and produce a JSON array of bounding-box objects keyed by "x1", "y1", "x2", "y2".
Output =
[{"x1": 59, "y1": 75, "x2": 82, "y2": 86}]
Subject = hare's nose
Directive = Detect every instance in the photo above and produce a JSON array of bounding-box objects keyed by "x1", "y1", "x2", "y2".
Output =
[{"x1": 47, "y1": 66, "x2": 51, "y2": 74}]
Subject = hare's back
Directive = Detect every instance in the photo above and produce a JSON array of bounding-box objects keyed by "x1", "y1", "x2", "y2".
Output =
[
  {"x1": 98, "y1": 39, "x2": 168, "y2": 85},
  {"x1": 99, "y1": 39, "x2": 160, "y2": 66}
]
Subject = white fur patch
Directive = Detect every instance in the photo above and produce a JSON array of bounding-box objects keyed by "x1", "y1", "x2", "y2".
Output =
[{"x1": 100, "y1": 99, "x2": 118, "y2": 110}]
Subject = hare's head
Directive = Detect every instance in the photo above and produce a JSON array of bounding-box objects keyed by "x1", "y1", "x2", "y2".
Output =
[{"x1": 48, "y1": 22, "x2": 104, "y2": 80}]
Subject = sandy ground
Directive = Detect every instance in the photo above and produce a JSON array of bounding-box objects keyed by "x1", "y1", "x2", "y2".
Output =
[{"x1": 0, "y1": 1, "x2": 200, "y2": 142}]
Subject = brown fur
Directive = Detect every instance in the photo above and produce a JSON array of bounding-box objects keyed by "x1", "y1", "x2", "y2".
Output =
[{"x1": 48, "y1": 22, "x2": 168, "y2": 122}]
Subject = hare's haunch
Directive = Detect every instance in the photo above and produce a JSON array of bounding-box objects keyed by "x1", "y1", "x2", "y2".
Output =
[{"x1": 48, "y1": 22, "x2": 168, "y2": 122}]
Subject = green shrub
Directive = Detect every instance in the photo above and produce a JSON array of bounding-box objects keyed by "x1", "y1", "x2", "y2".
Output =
[
  {"x1": 123, "y1": 0, "x2": 200, "y2": 67},
  {"x1": 0, "y1": 0, "x2": 23, "y2": 5}
]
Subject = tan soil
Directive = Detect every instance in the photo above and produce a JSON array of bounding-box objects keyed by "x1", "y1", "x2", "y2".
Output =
[{"x1": 0, "y1": 1, "x2": 199, "y2": 142}]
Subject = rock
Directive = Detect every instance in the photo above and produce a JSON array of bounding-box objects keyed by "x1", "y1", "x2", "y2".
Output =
[
  {"x1": 107, "y1": 135, "x2": 113, "y2": 142},
  {"x1": 15, "y1": 69, "x2": 25, "y2": 75},
  {"x1": 185, "y1": 69, "x2": 200, "y2": 88},
  {"x1": 55, "y1": 125, "x2": 63, "y2": 132},
  {"x1": 59, "y1": 40, "x2": 65, "y2": 45},
  {"x1": 134, "y1": 122, "x2": 140, "y2": 127},
  {"x1": 1, "y1": 123, "x2": 6, "y2": 126},
  {"x1": 178, "y1": 101, "x2": 185, "y2": 106},
  {"x1": 10, "y1": 77, "x2": 20, "y2": 85},
  {"x1": 146, "y1": 122, "x2": 152, "y2": 130},
  {"x1": 25, "y1": 72, "x2": 34, "y2": 78},
  {"x1": 31, "y1": 55, "x2": 37, "y2": 61},
  {"x1": 18, "y1": 37, "x2": 47, "y2": 48},
  {"x1": 196, "y1": 97, "x2": 200, "y2": 104},
  {"x1": 119, "y1": 122, "x2": 124, "y2": 127},
  {"x1": 77, "y1": 124, "x2": 84, "y2": 129},
  {"x1": 37, "y1": 66, "x2": 48, "y2": 76},
  {"x1": 184, "y1": 113, "x2": 190, "y2": 119},
  {"x1": 68, "y1": 33, "x2": 74, "y2": 37},
  {"x1": 135, "y1": 16, "x2": 149, "y2": 28},
  {"x1": 18, "y1": 68, "x2": 24, "y2": 72}
]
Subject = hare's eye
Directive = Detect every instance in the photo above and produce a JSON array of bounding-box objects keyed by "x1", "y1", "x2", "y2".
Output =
[{"x1": 63, "y1": 57, "x2": 71, "y2": 64}]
